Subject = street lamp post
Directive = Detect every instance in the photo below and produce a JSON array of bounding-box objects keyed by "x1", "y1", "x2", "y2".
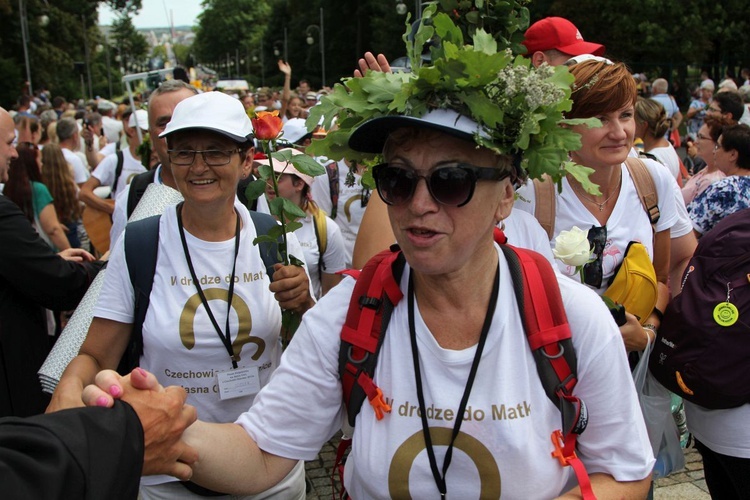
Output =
[
  {"x1": 305, "y1": 8, "x2": 326, "y2": 88},
  {"x1": 395, "y1": 0, "x2": 423, "y2": 21},
  {"x1": 82, "y1": 14, "x2": 93, "y2": 99},
  {"x1": 18, "y1": 0, "x2": 33, "y2": 95}
]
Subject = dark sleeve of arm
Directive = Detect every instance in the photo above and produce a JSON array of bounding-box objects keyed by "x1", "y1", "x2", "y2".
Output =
[
  {"x1": 0, "y1": 401, "x2": 143, "y2": 500},
  {"x1": 0, "y1": 196, "x2": 104, "y2": 310}
]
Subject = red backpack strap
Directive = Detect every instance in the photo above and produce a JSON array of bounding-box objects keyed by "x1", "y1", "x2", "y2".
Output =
[
  {"x1": 339, "y1": 247, "x2": 405, "y2": 428},
  {"x1": 500, "y1": 244, "x2": 594, "y2": 500}
]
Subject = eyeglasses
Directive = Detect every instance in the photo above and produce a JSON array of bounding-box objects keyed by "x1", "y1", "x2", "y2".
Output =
[
  {"x1": 707, "y1": 106, "x2": 722, "y2": 113},
  {"x1": 583, "y1": 225, "x2": 607, "y2": 288},
  {"x1": 371, "y1": 163, "x2": 510, "y2": 207},
  {"x1": 564, "y1": 54, "x2": 615, "y2": 66},
  {"x1": 167, "y1": 149, "x2": 239, "y2": 167},
  {"x1": 696, "y1": 133, "x2": 713, "y2": 141}
]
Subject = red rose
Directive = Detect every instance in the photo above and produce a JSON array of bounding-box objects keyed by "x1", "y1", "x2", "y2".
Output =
[{"x1": 252, "y1": 111, "x2": 283, "y2": 141}]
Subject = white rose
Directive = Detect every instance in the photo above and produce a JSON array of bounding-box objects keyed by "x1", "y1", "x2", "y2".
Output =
[{"x1": 552, "y1": 226, "x2": 593, "y2": 267}]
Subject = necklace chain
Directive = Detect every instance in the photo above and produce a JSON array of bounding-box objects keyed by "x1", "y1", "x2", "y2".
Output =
[{"x1": 571, "y1": 172, "x2": 622, "y2": 212}]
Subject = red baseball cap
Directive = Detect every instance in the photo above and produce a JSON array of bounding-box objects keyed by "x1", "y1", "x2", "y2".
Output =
[{"x1": 522, "y1": 17, "x2": 605, "y2": 57}]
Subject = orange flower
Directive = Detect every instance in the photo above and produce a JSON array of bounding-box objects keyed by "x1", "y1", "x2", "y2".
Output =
[{"x1": 252, "y1": 110, "x2": 283, "y2": 141}]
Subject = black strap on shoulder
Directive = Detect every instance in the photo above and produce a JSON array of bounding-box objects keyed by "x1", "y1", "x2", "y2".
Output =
[
  {"x1": 110, "y1": 150, "x2": 125, "y2": 198},
  {"x1": 326, "y1": 161, "x2": 339, "y2": 219},
  {"x1": 118, "y1": 214, "x2": 161, "y2": 375},
  {"x1": 126, "y1": 168, "x2": 158, "y2": 218},
  {"x1": 248, "y1": 210, "x2": 282, "y2": 282}
]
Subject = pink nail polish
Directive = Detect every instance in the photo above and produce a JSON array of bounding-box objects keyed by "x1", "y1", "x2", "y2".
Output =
[
  {"x1": 136, "y1": 367, "x2": 147, "y2": 378},
  {"x1": 109, "y1": 385, "x2": 122, "y2": 397},
  {"x1": 96, "y1": 396, "x2": 109, "y2": 407}
]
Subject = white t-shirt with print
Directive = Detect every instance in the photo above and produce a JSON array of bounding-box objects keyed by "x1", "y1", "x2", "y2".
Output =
[
  {"x1": 310, "y1": 159, "x2": 370, "y2": 267},
  {"x1": 62, "y1": 147, "x2": 90, "y2": 184},
  {"x1": 236, "y1": 245, "x2": 654, "y2": 499},
  {"x1": 95, "y1": 201, "x2": 298, "y2": 422},
  {"x1": 95, "y1": 201, "x2": 310, "y2": 490},
  {"x1": 92, "y1": 147, "x2": 147, "y2": 198},
  {"x1": 514, "y1": 159, "x2": 678, "y2": 294}
]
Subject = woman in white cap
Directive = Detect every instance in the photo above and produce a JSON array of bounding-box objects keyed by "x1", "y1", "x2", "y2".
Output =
[
  {"x1": 259, "y1": 148, "x2": 346, "y2": 298},
  {"x1": 49, "y1": 91, "x2": 311, "y2": 499},
  {"x1": 87, "y1": 11, "x2": 653, "y2": 499}
]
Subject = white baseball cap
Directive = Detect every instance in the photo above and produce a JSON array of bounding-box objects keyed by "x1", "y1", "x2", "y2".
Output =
[
  {"x1": 281, "y1": 118, "x2": 312, "y2": 145},
  {"x1": 160, "y1": 91, "x2": 253, "y2": 143},
  {"x1": 128, "y1": 109, "x2": 149, "y2": 131},
  {"x1": 255, "y1": 148, "x2": 314, "y2": 186}
]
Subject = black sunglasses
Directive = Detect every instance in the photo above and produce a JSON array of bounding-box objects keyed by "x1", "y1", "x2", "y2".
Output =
[
  {"x1": 371, "y1": 163, "x2": 510, "y2": 207},
  {"x1": 583, "y1": 225, "x2": 607, "y2": 288}
]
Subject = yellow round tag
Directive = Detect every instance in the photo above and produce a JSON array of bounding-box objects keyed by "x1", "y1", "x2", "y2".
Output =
[{"x1": 713, "y1": 302, "x2": 739, "y2": 327}]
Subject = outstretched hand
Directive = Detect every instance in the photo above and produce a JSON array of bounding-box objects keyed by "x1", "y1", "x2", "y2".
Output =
[
  {"x1": 58, "y1": 248, "x2": 96, "y2": 262},
  {"x1": 354, "y1": 52, "x2": 392, "y2": 78},
  {"x1": 82, "y1": 368, "x2": 199, "y2": 480}
]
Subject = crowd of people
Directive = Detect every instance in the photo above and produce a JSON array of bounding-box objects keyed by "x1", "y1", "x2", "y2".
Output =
[{"x1": 1, "y1": 10, "x2": 749, "y2": 500}]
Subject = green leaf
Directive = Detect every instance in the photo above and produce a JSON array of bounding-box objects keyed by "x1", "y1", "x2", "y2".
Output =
[
  {"x1": 289, "y1": 154, "x2": 326, "y2": 177},
  {"x1": 244, "y1": 179, "x2": 268, "y2": 202},
  {"x1": 564, "y1": 161, "x2": 601, "y2": 195},
  {"x1": 288, "y1": 254, "x2": 305, "y2": 267},
  {"x1": 284, "y1": 220, "x2": 303, "y2": 233},
  {"x1": 257, "y1": 164, "x2": 273, "y2": 181},
  {"x1": 471, "y1": 29, "x2": 498, "y2": 55},
  {"x1": 281, "y1": 198, "x2": 306, "y2": 219}
]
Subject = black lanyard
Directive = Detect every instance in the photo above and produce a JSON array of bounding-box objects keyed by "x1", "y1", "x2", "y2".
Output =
[
  {"x1": 408, "y1": 266, "x2": 500, "y2": 498},
  {"x1": 177, "y1": 203, "x2": 242, "y2": 369}
]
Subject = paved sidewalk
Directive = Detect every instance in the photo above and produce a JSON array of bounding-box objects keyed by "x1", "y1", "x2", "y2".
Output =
[
  {"x1": 304, "y1": 436, "x2": 710, "y2": 499},
  {"x1": 654, "y1": 445, "x2": 710, "y2": 499}
]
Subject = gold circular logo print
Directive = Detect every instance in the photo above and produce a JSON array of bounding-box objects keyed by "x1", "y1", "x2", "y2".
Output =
[
  {"x1": 388, "y1": 428, "x2": 501, "y2": 498},
  {"x1": 344, "y1": 194, "x2": 363, "y2": 222},
  {"x1": 179, "y1": 288, "x2": 264, "y2": 361}
]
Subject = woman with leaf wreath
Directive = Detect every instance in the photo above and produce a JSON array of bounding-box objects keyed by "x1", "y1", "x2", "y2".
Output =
[
  {"x1": 84, "y1": 8, "x2": 653, "y2": 499},
  {"x1": 49, "y1": 92, "x2": 316, "y2": 499}
]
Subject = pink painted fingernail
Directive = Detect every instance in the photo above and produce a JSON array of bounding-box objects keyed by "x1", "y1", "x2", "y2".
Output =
[
  {"x1": 96, "y1": 396, "x2": 110, "y2": 407},
  {"x1": 109, "y1": 385, "x2": 122, "y2": 397},
  {"x1": 136, "y1": 367, "x2": 147, "y2": 378}
]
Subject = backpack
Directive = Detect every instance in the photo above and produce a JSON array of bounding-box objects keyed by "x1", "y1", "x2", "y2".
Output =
[
  {"x1": 333, "y1": 228, "x2": 594, "y2": 500},
  {"x1": 532, "y1": 157, "x2": 660, "y2": 240},
  {"x1": 116, "y1": 209, "x2": 283, "y2": 375},
  {"x1": 126, "y1": 168, "x2": 158, "y2": 218},
  {"x1": 649, "y1": 208, "x2": 750, "y2": 409}
]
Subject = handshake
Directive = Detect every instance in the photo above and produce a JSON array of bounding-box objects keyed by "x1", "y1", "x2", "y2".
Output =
[{"x1": 83, "y1": 367, "x2": 199, "y2": 480}]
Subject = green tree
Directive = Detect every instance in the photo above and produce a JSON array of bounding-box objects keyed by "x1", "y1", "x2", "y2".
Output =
[
  {"x1": 0, "y1": 0, "x2": 146, "y2": 107},
  {"x1": 110, "y1": 14, "x2": 148, "y2": 73},
  {"x1": 192, "y1": 0, "x2": 272, "y2": 75}
]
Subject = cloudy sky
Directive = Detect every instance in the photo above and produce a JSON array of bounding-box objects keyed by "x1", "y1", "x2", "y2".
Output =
[{"x1": 98, "y1": 0, "x2": 203, "y2": 29}]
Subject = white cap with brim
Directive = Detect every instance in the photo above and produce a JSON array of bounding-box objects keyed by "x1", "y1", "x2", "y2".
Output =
[
  {"x1": 255, "y1": 147, "x2": 313, "y2": 186},
  {"x1": 160, "y1": 91, "x2": 253, "y2": 143},
  {"x1": 348, "y1": 108, "x2": 491, "y2": 154},
  {"x1": 128, "y1": 109, "x2": 149, "y2": 131},
  {"x1": 281, "y1": 118, "x2": 312, "y2": 145}
]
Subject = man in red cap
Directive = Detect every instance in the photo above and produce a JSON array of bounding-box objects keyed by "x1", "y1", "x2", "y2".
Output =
[{"x1": 523, "y1": 17, "x2": 605, "y2": 67}]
